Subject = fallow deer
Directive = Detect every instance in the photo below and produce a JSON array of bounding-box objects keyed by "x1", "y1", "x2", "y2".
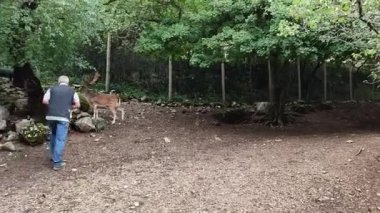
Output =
[{"x1": 80, "y1": 71, "x2": 125, "y2": 124}]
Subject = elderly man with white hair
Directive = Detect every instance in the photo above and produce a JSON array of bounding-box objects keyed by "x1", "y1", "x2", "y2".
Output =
[{"x1": 42, "y1": 75, "x2": 80, "y2": 171}]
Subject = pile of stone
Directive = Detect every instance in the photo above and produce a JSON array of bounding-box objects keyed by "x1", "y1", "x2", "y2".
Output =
[
  {"x1": 0, "y1": 77, "x2": 28, "y2": 114},
  {"x1": 0, "y1": 105, "x2": 35, "y2": 151},
  {"x1": 70, "y1": 109, "x2": 106, "y2": 132}
]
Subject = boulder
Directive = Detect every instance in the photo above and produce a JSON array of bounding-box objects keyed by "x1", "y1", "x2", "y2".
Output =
[
  {"x1": 15, "y1": 119, "x2": 34, "y2": 134},
  {"x1": 74, "y1": 117, "x2": 95, "y2": 132},
  {"x1": 140, "y1": 95, "x2": 148, "y2": 102},
  {"x1": 255, "y1": 102, "x2": 271, "y2": 114},
  {"x1": 14, "y1": 98, "x2": 28, "y2": 112},
  {"x1": 0, "y1": 141, "x2": 16, "y2": 152},
  {"x1": 77, "y1": 112, "x2": 91, "y2": 119},
  {"x1": 0, "y1": 120, "x2": 6, "y2": 131},
  {"x1": 92, "y1": 118, "x2": 106, "y2": 131},
  {"x1": 78, "y1": 93, "x2": 90, "y2": 112},
  {"x1": 0, "y1": 105, "x2": 10, "y2": 120},
  {"x1": 6, "y1": 131, "x2": 18, "y2": 141}
]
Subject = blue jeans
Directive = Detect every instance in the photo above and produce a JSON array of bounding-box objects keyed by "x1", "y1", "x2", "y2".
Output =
[{"x1": 48, "y1": 120, "x2": 69, "y2": 167}]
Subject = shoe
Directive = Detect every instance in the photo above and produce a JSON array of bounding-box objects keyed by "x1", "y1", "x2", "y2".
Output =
[
  {"x1": 51, "y1": 159, "x2": 67, "y2": 163},
  {"x1": 53, "y1": 162, "x2": 66, "y2": 171}
]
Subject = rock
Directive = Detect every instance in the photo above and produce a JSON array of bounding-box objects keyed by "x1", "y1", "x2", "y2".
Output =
[
  {"x1": 78, "y1": 93, "x2": 91, "y2": 112},
  {"x1": 0, "y1": 142, "x2": 16, "y2": 152},
  {"x1": 140, "y1": 96, "x2": 147, "y2": 102},
  {"x1": 346, "y1": 140, "x2": 354, "y2": 143},
  {"x1": 6, "y1": 131, "x2": 18, "y2": 141},
  {"x1": 170, "y1": 109, "x2": 177, "y2": 113},
  {"x1": 201, "y1": 107, "x2": 209, "y2": 114},
  {"x1": 212, "y1": 121, "x2": 221, "y2": 126},
  {"x1": 77, "y1": 112, "x2": 91, "y2": 119},
  {"x1": 74, "y1": 117, "x2": 95, "y2": 132},
  {"x1": 92, "y1": 118, "x2": 106, "y2": 131},
  {"x1": 0, "y1": 105, "x2": 10, "y2": 120},
  {"x1": 72, "y1": 108, "x2": 81, "y2": 114},
  {"x1": 164, "y1": 137, "x2": 171, "y2": 143},
  {"x1": 15, "y1": 119, "x2": 34, "y2": 134},
  {"x1": 214, "y1": 135, "x2": 222, "y2": 141},
  {"x1": 255, "y1": 102, "x2": 271, "y2": 114},
  {"x1": 0, "y1": 120, "x2": 6, "y2": 131},
  {"x1": 14, "y1": 98, "x2": 28, "y2": 112}
]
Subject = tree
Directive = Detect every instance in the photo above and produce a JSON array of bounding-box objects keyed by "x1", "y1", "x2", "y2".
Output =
[{"x1": 0, "y1": 0, "x2": 104, "y2": 79}]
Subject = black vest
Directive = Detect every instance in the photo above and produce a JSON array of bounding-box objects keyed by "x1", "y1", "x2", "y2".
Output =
[{"x1": 47, "y1": 84, "x2": 75, "y2": 120}]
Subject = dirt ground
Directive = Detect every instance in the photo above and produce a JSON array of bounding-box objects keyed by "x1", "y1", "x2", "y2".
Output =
[{"x1": 0, "y1": 101, "x2": 379, "y2": 213}]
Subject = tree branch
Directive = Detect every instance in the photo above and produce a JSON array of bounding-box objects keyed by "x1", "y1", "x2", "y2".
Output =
[
  {"x1": 355, "y1": 0, "x2": 379, "y2": 34},
  {"x1": 103, "y1": 0, "x2": 117, "y2": 5}
]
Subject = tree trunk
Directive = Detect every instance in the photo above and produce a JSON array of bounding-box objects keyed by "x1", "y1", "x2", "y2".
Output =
[
  {"x1": 268, "y1": 58, "x2": 274, "y2": 102},
  {"x1": 323, "y1": 62, "x2": 327, "y2": 101},
  {"x1": 349, "y1": 65, "x2": 353, "y2": 101},
  {"x1": 297, "y1": 57, "x2": 302, "y2": 101},
  {"x1": 249, "y1": 56, "x2": 254, "y2": 96},
  {"x1": 221, "y1": 60, "x2": 226, "y2": 104},
  {"x1": 105, "y1": 32, "x2": 111, "y2": 92},
  {"x1": 168, "y1": 55, "x2": 173, "y2": 101}
]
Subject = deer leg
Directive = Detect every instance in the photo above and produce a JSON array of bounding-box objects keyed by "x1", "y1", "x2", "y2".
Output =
[
  {"x1": 118, "y1": 107, "x2": 125, "y2": 120},
  {"x1": 110, "y1": 107, "x2": 117, "y2": 124},
  {"x1": 93, "y1": 105, "x2": 97, "y2": 119}
]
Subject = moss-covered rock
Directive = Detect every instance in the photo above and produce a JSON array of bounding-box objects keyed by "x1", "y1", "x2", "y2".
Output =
[{"x1": 78, "y1": 93, "x2": 91, "y2": 112}]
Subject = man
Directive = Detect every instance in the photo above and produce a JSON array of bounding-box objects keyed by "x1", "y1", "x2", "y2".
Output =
[{"x1": 42, "y1": 76, "x2": 80, "y2": 171}]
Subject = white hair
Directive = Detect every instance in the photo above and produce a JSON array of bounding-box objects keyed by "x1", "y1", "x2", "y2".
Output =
[{"x1": 58, "y1": 75, "x2": 69, "y2": 84}]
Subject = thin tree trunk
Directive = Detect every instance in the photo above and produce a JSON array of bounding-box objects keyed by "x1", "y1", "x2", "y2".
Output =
[
  {"x1": 249, "y1": 56, "x2": 254, "y2": 95},
  {"x1": 268, "y1": 58, "x2": 274, "y2": 102},
  {"x1": 372, "y1": 83, "x2": 375, "y2": 101},
  {"x1": 297, "y1": 57, "x2": 301, "y2": 101},
  {"x1": 349, "y1": 65, "x2": 353, "y2": 101},
  {"x1": 323, "y1": 62, "x2": 327, "y2": 101},
  {"x1": 168, "y1": 55, "x2": 173, "y2": 101},
  {"x1": 221, "y1": 60, "x2": 226, "y2": 104},
  {"x1": 105, "y1": 32, "x2": 111, "y2": 92}
]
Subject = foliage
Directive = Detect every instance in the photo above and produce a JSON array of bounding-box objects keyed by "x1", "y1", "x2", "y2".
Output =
[
  {"x1": 0, "y1": 0, "x2": 104, "y2": 75},
  {"x1": 1, "y1": 0, "x2": 380, "y2": 116}
]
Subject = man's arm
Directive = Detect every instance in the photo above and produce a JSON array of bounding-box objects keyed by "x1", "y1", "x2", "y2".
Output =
[
  {"x1": 72, "y1": 92, "x2": 80, "y2": 108},
  {"x1": 42, "y1": 89, "x2": 50, "y2": 105}
]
